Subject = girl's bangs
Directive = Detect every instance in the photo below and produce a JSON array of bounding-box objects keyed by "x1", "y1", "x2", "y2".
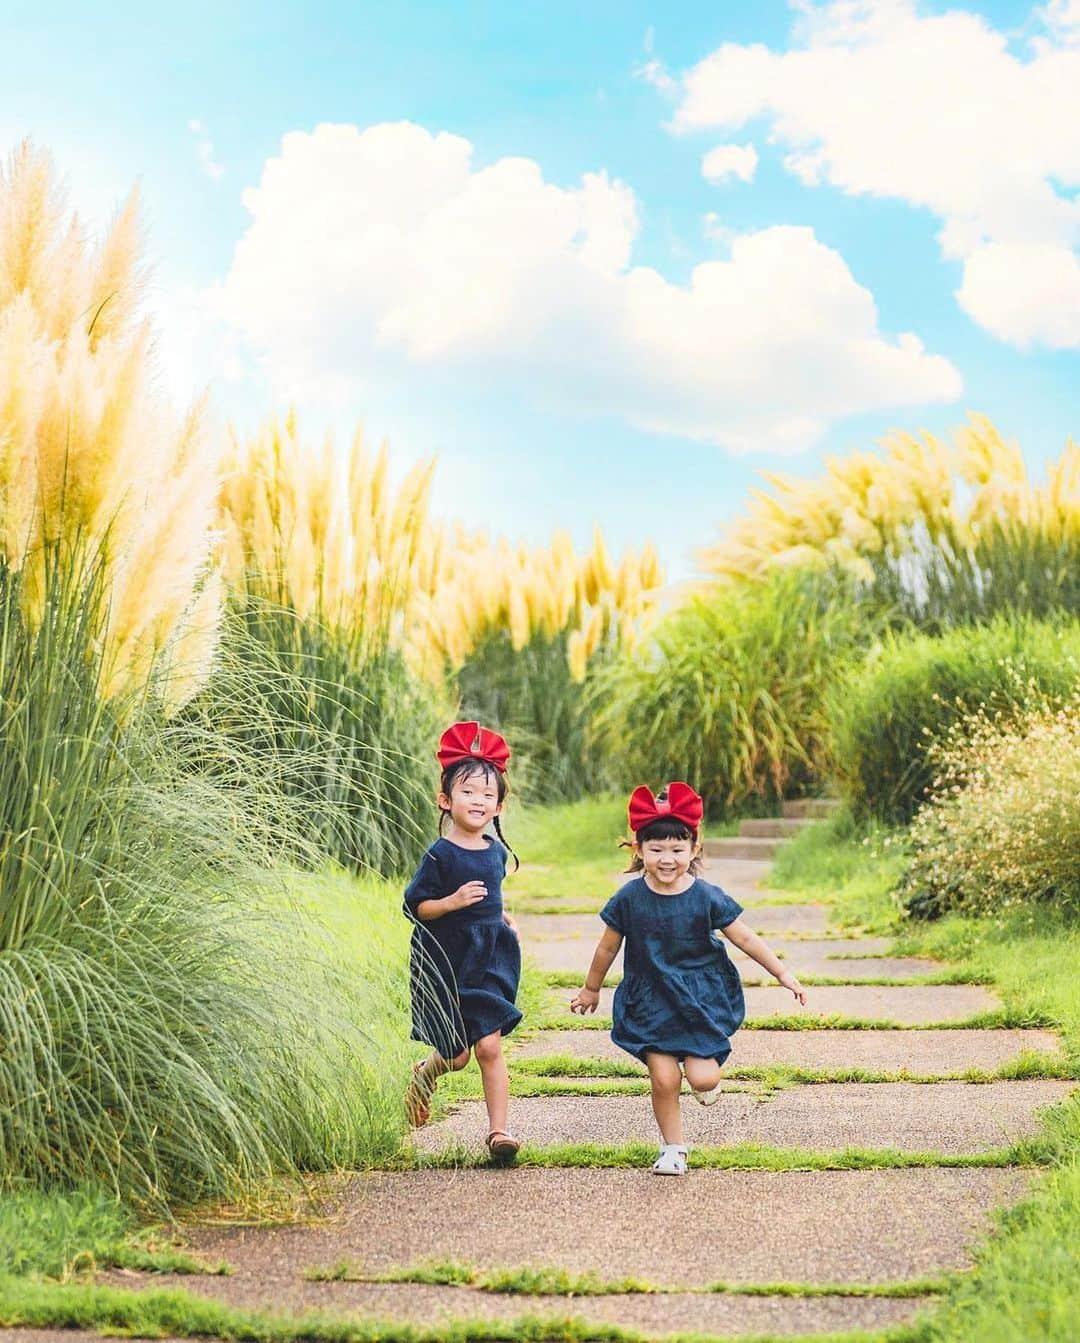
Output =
[{"x1": 635, "y1": 817, "x2": 697, "y2": 843}]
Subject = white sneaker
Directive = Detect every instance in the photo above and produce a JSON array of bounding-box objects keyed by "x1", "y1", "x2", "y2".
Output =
[
  {"x1": 691, "y1": 1083, "x2": 724, "y2": 1106},
  {"x1": 652, "y1": 1144, "x2": 689, "y2": 1176}
]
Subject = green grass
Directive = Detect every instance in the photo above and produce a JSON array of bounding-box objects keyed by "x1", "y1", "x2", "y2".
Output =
[
  {"x1": 396, "y1": 1139, "x2": 1038, "y2": 1173},
  {"x1": 765, "y1": 816, "x2": 1080, "y2": 1342},
  {"x1": 769, "y1": 810, "x2": 906, "y2": 931},
  {"x1": 539, "y1": 968, "x2": 990, "y2": 990},
  {"x1": 536, "y1": 1009, "x2": 1054, "y2": 1032},
  {"x1": 510, "y1": 1053, "x2": 1076, "y2": 1086},
  {"x1": 305, "y1": 1257, "x2": 949, "y2": 1300},
  {"x1": 0, "y1": 1189, "x2": 229, "y2": 1279},
  {"x1": 0, "y1": 1271, "x2": 947, "y2": 1343}
]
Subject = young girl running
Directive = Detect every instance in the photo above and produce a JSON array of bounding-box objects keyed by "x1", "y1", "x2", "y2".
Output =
[
  {"x1": 571, "y1": 782, "x2": 807, "y2": 1176},
  {"x1": 403, "y1": 720, "x2": 523, "y2": 1163}
]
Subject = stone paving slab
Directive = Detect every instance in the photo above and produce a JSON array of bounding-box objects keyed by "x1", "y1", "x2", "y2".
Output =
[
  {"x1": 734, "y1": 904, "x2": 831, "y2": 934},
  {"x1": 550, "y1": 982, "x2": 1000, "y2": 1023},
  {"x1": 514, "y1": 1027, "x2": 1066, "y2": 1074},
  {"x1": 176, "y1": 1168, "x2": 1032, "y2": 1286},
  {"x1": 95, "y1": 1274, "x2": 935, "y2": 1337},
  {"x1": 415, "y1": 1082, "x2": 1071, "y2": 1155}
]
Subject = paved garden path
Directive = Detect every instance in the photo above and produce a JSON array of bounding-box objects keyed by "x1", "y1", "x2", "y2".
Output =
[{"x1": 95, "y1": 804, "x2": 1073, "y2": 1340}]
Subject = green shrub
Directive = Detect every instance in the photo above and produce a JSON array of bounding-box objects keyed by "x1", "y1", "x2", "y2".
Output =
[
  {"x1": 589, "y1": 571, "x2": 873, "y2": 818},
  {"x1": 830, "y1": 617, "x2": 1080, "y2": 824},
  {"x1": 0, "y1": 558, "x2": 413, "y2": 1205},
  {"x1": 900, "y1": 696, "x2": 1080, "y2": 920}
]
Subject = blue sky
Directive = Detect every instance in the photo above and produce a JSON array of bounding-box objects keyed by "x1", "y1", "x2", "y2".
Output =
[{"x1": 2, "y1": 0, "x2": 1078, "y2": 577}]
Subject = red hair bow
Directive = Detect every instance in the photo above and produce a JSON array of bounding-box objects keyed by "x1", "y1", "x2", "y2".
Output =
[
  {"x1": 628, "y1": 781, "x2": 703, "y2": 833},
  {"x1": 437, "y1": 721, "x2": 511, "y2": 773}
]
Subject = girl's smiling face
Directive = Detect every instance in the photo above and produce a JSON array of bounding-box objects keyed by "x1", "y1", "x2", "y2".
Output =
[
  {"x1": 439, "y1": 765, "x2": 502, "y2": 834},
  {"x1": 635, "y1": 834, "x2": 700, "y2": 891}
]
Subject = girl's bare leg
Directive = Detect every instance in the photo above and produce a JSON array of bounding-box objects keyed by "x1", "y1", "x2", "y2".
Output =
[
  {"x1": 415, "y1": 1046, "x2": 470, "y2": 1091},
  {"x1": 645, "y1": 1051, "x2": 684, "y2": 1144},
  {"x1": 683, "y1": 1056, "x2": 723, "y2": 1092},
  {"x1": 474, "y1": 1031, "x2": 510, "y2": 1133}
]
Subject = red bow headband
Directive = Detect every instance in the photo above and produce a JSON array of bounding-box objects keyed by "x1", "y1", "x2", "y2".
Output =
[
  {"x1": 437, "y1": 721, "x2": 511, "y2": 774},
  {"x1": 628, "y1": 782, "x2": 703, "y2": 833}
]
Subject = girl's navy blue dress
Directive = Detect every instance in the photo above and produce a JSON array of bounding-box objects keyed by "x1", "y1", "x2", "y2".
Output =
[
  {"x1": 404, "y1": 836, "x2": 522, "y2": 1059},
  {"x1": 600, "y1": 876, "x2": 746, "y2": 1065}
]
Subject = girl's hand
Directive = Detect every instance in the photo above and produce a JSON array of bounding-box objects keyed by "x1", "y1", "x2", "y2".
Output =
[
  {"x1": 570, "y1": 986, "x2": 600, "y2": 1015},
  {"x1": 778, "y1": 971, "x2": 807, "y2": 1006},
  {"x1": 503, "y1": 912, "x2": 519, "y2": 937},
  {"x1": 446, "y1": 881, "x2": 487, "y2": 911}
]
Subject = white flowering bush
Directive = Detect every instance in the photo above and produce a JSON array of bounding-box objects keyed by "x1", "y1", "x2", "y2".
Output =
[{"x1": 901, "y1": 694, "x2": 1080, "y2": 919}]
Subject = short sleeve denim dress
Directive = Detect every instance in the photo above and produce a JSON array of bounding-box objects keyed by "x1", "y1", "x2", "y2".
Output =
[
  {"x1": 600, "y1": 877, "x2": 745, "y2": 1065},
  {"x1": 404, "y1": 836, "x2": 522, "y2": 1059}
]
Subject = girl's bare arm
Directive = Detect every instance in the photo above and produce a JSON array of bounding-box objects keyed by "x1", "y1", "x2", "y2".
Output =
[
  {"x1": 722, "y1": 918, "x2": 807, "y2": 1005},
  {"x1": 415, "y1": 880, "x2": 487, "y2": 922},
  {"x1": 570, "y1": 927, "x2": 624, "y2": 1013}
]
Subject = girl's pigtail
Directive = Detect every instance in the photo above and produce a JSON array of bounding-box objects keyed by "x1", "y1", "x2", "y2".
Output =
[{"x1": 493, "y1": 814, "x2": 520, "y2": 871}]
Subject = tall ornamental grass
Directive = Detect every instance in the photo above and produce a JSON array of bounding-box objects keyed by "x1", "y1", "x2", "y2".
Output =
[
  {"x1": 451, "y1": 528, "x2": 662, "y2": 803},
  {"x1": 0, "y1": 141, "x2": 418, "y2": 1204},
  {"x1": 0, "y1": 558, "x2": 413, "y2": 1203},
  {"x1": 0, "y1": 140, "x2": 222, "y2": 707},
  {"x1": 216, "y1": 413, "x2": 450, "y2": 872},
  {"x1": 830, "y1": 617, "x2": 1080, "y2": 825},
  {"x1": 900, "y1": 695, "x2": 1080, "y2": 920},
  {"x1": 219, "y1": 416, "x2": 665, "y2": 822},
  {"x1": 590, "y1": 570, "x2": 873, "y2": 817},
  {"x1": 701, "y1": 415, "x2": 1079, "y2": 628},
  {"x1": 457, "y1": 627, "x2": 608, "y2": 803},
  {"x1": 194, "y1": 597, "x2": 446, "y2": 874}
]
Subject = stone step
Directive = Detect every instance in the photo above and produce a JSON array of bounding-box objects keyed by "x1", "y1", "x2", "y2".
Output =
[
  {"x1": 739, "y1": 817, "x2": 814, "y2": 838},
  {"x1": 704, "y1": 835, "x2": 785, "y2": 860},
  {"x1": 414, "y1": 1081, "x2": 1071, "y2": 1156},
  {"x1": 783, "y1": 797, "x2": 844, "y2": 819},
  {"x1": 557, "y1": 982, "x2": 1000, "y2": 1024},
  {"x1": 513, "y1": 1027, "x2": 1066, "y2": 1075},
  {"x1": 105, "y1": 1274, "x2": 933, "y2": 1338},
  {"x1": 171, "y1": 1167, "x2": 1033, "y2": 1288}
]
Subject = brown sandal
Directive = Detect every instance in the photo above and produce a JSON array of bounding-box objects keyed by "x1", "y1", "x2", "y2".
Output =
[
  {"x1": 405, "y1": 1061, "x2": 432, "y2": 1128},
  {"x1": 486, "y1": 1130, "x2": 521, "y2": 1164}
]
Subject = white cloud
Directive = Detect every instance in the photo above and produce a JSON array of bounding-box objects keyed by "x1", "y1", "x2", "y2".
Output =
[
  {"x1": 188, "y1": 118, "x2": 224, "y2": 181},
  {"x1": 635, "y1": 25, "x2": 678, "y2": 96},
  {"x1": 670, "y1": 0, "x2": 1080, "y2": 349},
  {"x1": 956, "y1": 241, "x2": 1080, "y2": 347},
  {"x1": 702, "y1": 211, "x2": 734, "y2": 245},
  {"x1": 702, "y1": 143, "x2": 758, "y2": 184},
  {"x1": 219, "y1": 120, "x2": 960, "y2": 454},
  {"x1": 1040, "y1": 0, "x2": 1080, "y2": 43}
]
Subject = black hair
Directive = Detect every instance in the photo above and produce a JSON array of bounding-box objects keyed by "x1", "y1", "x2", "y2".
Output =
[
  {"x1": 620, "y1": 789, "x2": 704, "y2": 875},
  {"x1": 438, "y1": 758, "x2": 520, "y2": 871}
]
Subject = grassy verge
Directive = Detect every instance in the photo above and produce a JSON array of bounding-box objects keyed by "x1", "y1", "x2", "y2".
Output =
[
  {"x1": 394, "y1": 1139, "x2": 1042, "y2": 1172},
  {"x1": 535, "y1": 1009, "x2": 1055, "y2": 1032},
  {"x1": 0, "y1": 1190, "x2": 229, "y2": 1280},
  {"x1": 305, "y1": 1257, "x2": 948, "y2": 1299},
  {"x1": 768, "y1": 815, "x2": 1080, "y2": 1343},
  {"x1": 539, "y1": 969, "x2": 991, "y2": 989},
  {"x1": 0, "y1": 1272, "x2": 942, "y2": 1343}
]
